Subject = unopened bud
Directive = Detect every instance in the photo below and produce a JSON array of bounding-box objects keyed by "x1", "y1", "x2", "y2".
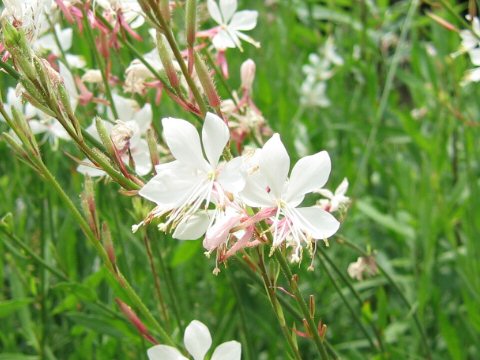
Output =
[
  {"x1": 240, "y1": 59, "x2": 256, "y2": 92},
  {"x1": 160, "y1": 0, "x2": 171, "y2": 23},
  {"x1": 95, "y1": 117, "x2": 115, "y2": 156},
  {"x1": 146, "y1": 128, "x2": 160, "y2": 168},
  {"x1": 102, "y1": 222, "x2": 116, "y2": 267},
  {"x1": 194, "y1": 53, "x2": 221, "y2": 108},
  {"x1": 115, "y1": 298, "x2": 158, "y2": 344},
  {"x1": 81, "y1": 176, "x2": 99, "y2": 238},
  {"x1": 185, "y1": 0, "x2": 197, "y2": 47},
  {"x1": 111, "y1": 121, "x2": 134, "y2": 152},
  {"x1": 309, "y1": 295, "x2": 315, "y2": 318},
  {"x1": 156, "y1": 32, "x2": 180, "y2": 89}
]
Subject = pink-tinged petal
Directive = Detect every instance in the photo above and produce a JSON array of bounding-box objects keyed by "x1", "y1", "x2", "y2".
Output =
[
  {"x1": 147, "y1": 345, "x2": 188, "y2": 360},
  {"x1": 207, "y1": 0, "x2": 223, "y2": 24},
  {"x1": 173, "y1": 212, "x2": 210, "y2": 240},
  {"x1": 292, "y1": 207, "x2": 339, "y2": 240},
  {"x1": 211, "y1": 341, "x2": 242, "y2": 360},
  {"x1": 202, "y1": 112, "x2": 229, "y2": 168},
  {"x1": 229, "y1": 10, "x2": 258, "y2": 31},
  {"x1": 259, "y1": 134, "x2": 289, "y2": 199},
  {"x1": 162, "y1": 117, "x2": 209, "y2": 170},
  {"x1": 219, "y1": 0, "x2": 237, "y2": 23},
  {"x1": 285, "y1": 151, "x2": 331, "y2": 206},
  {"x1": 204, "y1": 211, "x2": 242, "y2": 250},
  {"x1": 212, "y1": 30, "x2": 237, "y2": 49},
  {"x1": 239, "y1": 172, "x2": 274, "y2": 208},
  {"x1": 133, "y1": 103, "x2": 152, "y2": 133},
  {"x1": 184, "y1": 320, "x2": 212, "y2": 360},
  {"x1": 217, "y1": 157, "x2": 245, "y2": 194}
]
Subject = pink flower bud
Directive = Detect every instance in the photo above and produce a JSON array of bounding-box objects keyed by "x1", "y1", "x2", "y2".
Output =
[{"x1": 241, "y1": 59, "x2": 256, "y2": 92}]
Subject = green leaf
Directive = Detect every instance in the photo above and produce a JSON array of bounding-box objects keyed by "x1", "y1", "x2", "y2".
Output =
[
  {"x1": 0, "y1": 298, "x2": 33, "y2": 318},
  {"x1": 170, "y1": 240, "x2": 201, "y2": 267},
  {"x1": 52, "y1": 282, "x2": 97, "y2": 302}
]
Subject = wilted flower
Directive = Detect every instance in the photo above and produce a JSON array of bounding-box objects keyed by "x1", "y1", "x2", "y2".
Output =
[
  {"x1": 347, "y1": 256, "x2": 378, "y2": 281},
  {"x1": 147, "y1": 320, "x2": 241, "y2": 360}
]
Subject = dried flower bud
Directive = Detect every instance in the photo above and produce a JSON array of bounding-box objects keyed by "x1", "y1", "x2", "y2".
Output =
[
  {"x1": 111, "y1": 121, "x2": 134, "y2": 152},
  {"x1": 241, "y1": 59, "x2": 256, "y2": 92}
]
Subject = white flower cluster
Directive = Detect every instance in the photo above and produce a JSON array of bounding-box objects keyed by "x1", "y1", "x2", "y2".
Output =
[
  {"x1": 135, "y1": 112, "x2": 345, "y2": 264},
  {"x1": 300, "y1": 37, "x2": 343, "y2": 108}
]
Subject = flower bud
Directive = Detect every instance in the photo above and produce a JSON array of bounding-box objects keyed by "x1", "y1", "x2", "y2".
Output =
[
  {"x1": 240, "y1": 59, "x2": 256, "y2": 92},
  {"x1": 110, "y1": 121, "x2": 134, "y2": 152},
  {"x1": 95, "y1": 117, "x2": 115, "y2": 156},
  {"x1": 82, "y1": 69, "x2": 103, "y2": 83},
  {"x1": 160, "y1": 0, "x2": 171, "y2": 23},
  {"x1": 146, "y1": 128, "x2": 160, "y2": 168},
  {"x1": 185, "y1": 0, "x2": 196, "y2": 47},
  {"x1": 194, "y1": 53, "x2": 221, "y2": 108},
  {"x1": 156, "y1": 32, "x2": 180, "y2": 89}
]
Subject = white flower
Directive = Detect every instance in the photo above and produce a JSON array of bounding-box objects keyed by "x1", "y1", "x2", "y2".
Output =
[
  {"x1": 300, "y1": 80, "x2": 330, "y2": 108},
  {"x1": 95, "y1": 0, "x2": 144, "y2": 28},
  {"x1": 77, "y1": 95, "x2": 152, "y2": 176},
  {"x1": 239, "y1": 134, "x2": 340, "y2": 260},
  {"x1": 347, "y1": 256, "x2": 378, "y2": 281},
  {"x1": 207, "y1": 0, "x2": 260, "y2": 51},
  {"x1": 1, "y1": 0, "x2": 52, "y2": 42},
  {"x1": 138, "y1": 113, "x2": 244, "y2": 238},
  {"x1": 147, "y1": 320, "x2": 241, "y2": 360},
  {"x1": 316, "y1": 178, "x2": 350, "y2": 212}
]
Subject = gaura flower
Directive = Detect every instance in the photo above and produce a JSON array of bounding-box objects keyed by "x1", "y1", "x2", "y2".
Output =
[
  {"x1": 207, "y1": 0, "x2": 260, "y2": 51},
  {"x1": 239, "y1": 134, "x2": 340, "y2": 261},
  {"x1": 147, "y1": 320, "x2": 241, "y2": 360},
  {"x1": 138, "y1": 112, "x2": 244, "y2": 238},
  {"x1": 316, "y1": 178, "x2": 350, "y2": 212}
]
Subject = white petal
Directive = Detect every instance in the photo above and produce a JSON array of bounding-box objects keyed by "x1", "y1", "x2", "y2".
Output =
[
  {"x1": 229, "y1": 10, "x2": 258, "y2": 31},
  {"x1": 133, "y1": 103, "x2": 152, "y2": 133},
  {"x1": 212, "y1": 30, "x2": 237, "y2": 49},
  {"x1": 184, "y1": 320, "x2": 212, "y2": 360},
  {"x1": 173, "y1": 212, "x2": 211, "y2": 240},
  {"x1": 111, "y1": 94, "x2": 138, "y2": 121},
  {"x1": 77, "y1": 159, "x2": 106, "y2": 177},
  {"x1": 204, "y1": 210, "x2": 242, "y2": 250},
  {"x1": 207, "y1": 0, "x2": 223, "y2": 24},
  {"x1": 57, "y1": 26, "x2": 73, "y2": 51},
  {"x1": 59, "y1": 62, "x2": 78, "y2": 109},
  {"x1": 65, "y1": 54, "x2": 86, "y2": 69},
  {"x1": 335, "y1": 178, "x2": 349, "y2": 196},
  {"x1": 239, "y1": 172, "x2": 274, "y2": 208},
  {"x1": 202, "y1": 112, "x2": 229, "y2": 168},
  {"x1": 217, "y1": 157, "x2": 245, "y2": 194},
  {"x1": 469, "y1": 48, "x2": 480, "y2": 66},
  {"x1": 219, "y1": 0, "x2": 237, "y2": 23},
  {"x1": 293, "y1": 207, "x2": 339, "y2": 240},
  {"x1": 211, "y1": 341, "x2": 242, "y2": 360},
  {"x1": 284, "y1": 151, "x2": 331, "y2": 206},
  {"x1": 131, "y1": 140, "x2": 152, "y2": 176},
  {"x1": 162, "y1": 117, "x2": 209, "y2": 171},
  {"x1": 259, "y1": 134, "x2": 289, "y2": 199},
  {"x1": 147, "y1": 345, "x2": 188, "y2": 360}
]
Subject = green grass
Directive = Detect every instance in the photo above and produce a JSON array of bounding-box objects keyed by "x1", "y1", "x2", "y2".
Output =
[{"x1": 1, "y1": 0, "x2": 480, "y2": 359}]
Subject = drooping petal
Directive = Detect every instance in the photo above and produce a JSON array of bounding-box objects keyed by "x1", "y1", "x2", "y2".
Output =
[
  {"x1": 229, "y1": 10, "x2": 258, "y2": 31},
  {"x1": 219, "y1": 0, "x2": 237, "y2": 23},
  {"x1": 184, "y1": 320, "x2": 212, "y2": 360},
  {"x1": 207, "y1": 0, "x2": 223, "y2": 24},
  {"x1": 211, "y1": 341, "x2": 242, "y2": 360},
  {"x1": 259, "y1": 134, "x2": 289, "y2": 199},
  {"x1": 204, "y1": 210, "x2": 242, "y2": 250},
  {"x1": 202, "y1": 112, "x2": 229, "y2": 168},
  {"x1": 162, "y1": 117, "x2": 209, "y2": 171},
  {"x1": 173, "y1": 212, "x2": 211, "y2": 240},
  {"x1": 292, "y1": 207, "x2": 340, "y2": 240},
  {"x1": 284, "y1": 151, "x2": 331, "y2": 206},
  {"x1": 147, "y1": 345, "x2": 188, "y2": 360}
]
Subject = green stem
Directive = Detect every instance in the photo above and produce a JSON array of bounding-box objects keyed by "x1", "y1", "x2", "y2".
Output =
[
  {"x1": 274, "y1": 250, "x2": 330, "y2": 360},
  {"x1": 0, "y1": 60, "x2": 20, "y2": 79}
]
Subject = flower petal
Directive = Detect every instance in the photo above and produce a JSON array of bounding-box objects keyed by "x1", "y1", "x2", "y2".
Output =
[
  {"x1": 207, "y1": 0, "x2": 223, "y2": 24},
  {"x1": 259, "y1": 134, "x2": 289, "y2": 199},
  {"x1": 110, "y1": 94, "x2": 138, "y2": 122},
  {"x1": 217, "y1": 157, "x2": 245, "y2": 194},
  {"x1": 220, "y1": 0, "x2": 237, "y2": 23},
  {"x1": 229, "y1": 10, "x2": 258, "y2": 31},
  {"x1": 292, "y1": 207, "x2": 340, "y2": 240},
  {"x1": 173, "y1": 212, "x2": 211, "y2": 240},
  {"x1": 131, "y1": 140, "x2": 152, "y2": 176},
  {"x1": 147, "y1": 345, "x2": 188, "y2": 360},
  {"x1": 211, "y1": 341, "x2": 242, "y2": 360},
  {"x1": 162, "y1": 117, "x2": 209, "y2": 170},
  {"x1": 184, "y1": 320, "x2": 212, "y2": 360},
  {"x1": 202, "y1": 112, "x2": 229, "y2": 168},
  {"x1": 212, "y1": 30, "x2": 237, "y2": 49},
  {"x1": 204, "y1": 210, "x2": 242, "y2": 250},
  {"x1": 285, "y1": 151, "x2": 331, "y2": 206},
  {"x1": 239, "y1": 172, "x2": 274, "y2": 208},
  {"x1": 133, "y1": 103, "x2": 152, "y2": 133}
]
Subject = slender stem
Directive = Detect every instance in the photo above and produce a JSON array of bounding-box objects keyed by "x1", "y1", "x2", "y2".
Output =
[
  {"x1": 0, "y1": 60, "x2": 20, "y2": 79},
  {"x1": 257, "y1": 248, "x2": 303, "y2": 360},
  {"x1": 316, "y1": 250, "x2": 378, "y2": 351},
  {"x1": 317, "y1": 248, "x2": 385, "y2": 352},
  {"x1": 274, "y1": 250, "x2": 330, "y2": 360},
  {"x1": 339, "y1": 239, "x2": 431, "y2": 359}
]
